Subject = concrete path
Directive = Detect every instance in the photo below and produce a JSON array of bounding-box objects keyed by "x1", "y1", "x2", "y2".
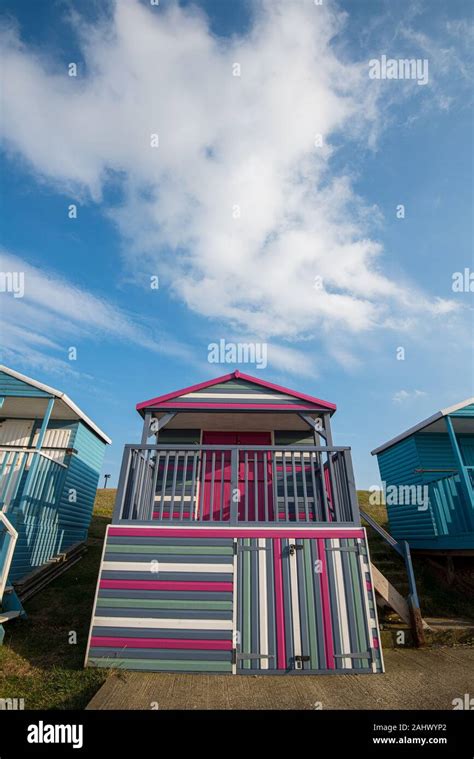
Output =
[{"x1": 87, "y1": 646, "x2": 474, "y2": 710}]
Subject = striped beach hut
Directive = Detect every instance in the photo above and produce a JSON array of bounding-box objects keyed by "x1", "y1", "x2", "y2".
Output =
[{"x1": 86, "y1": 371, "x2": 383, "y2": 674}]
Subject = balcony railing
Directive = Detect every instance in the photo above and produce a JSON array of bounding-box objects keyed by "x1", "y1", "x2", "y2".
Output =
[
  {"x1": 0, "y1": 447, "x2": 68, "y2": 516},
  {"x1": 113, "y1": 444, "x2": 360, "y2": 526}
]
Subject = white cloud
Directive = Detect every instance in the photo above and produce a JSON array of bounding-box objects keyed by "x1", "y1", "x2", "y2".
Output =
[
  {"x1": 0, "y1": 0, "x2": 465, "y2": 369},
  {"x1": 392, "y1": 389, "x2": 427, "y2": 404},
  {"x1": 0, "y1": 250, "x2": 197, "y2": 374}
]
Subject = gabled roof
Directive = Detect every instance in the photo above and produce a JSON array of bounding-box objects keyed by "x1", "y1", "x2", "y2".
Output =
[
  {"x1": 0, "y1": 365, "x2": 111, "y2": 444},
  {"x1": 136, "y1": 370, "x2": 336, "y2": 415},
  {"x1": 371, "y1": 397, "x2": 474, "y2": 456}
]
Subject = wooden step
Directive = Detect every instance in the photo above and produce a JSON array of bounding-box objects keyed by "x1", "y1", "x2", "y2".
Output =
[
  {"x1": 13, "y1": 542, "x2": 87, "y2": 602},
  {"x1": 0, "y1": 610, "x2": 21, "y2": 624},
  {"x1": 371, "y1": 563, "x2": 411, "y2": 626}
]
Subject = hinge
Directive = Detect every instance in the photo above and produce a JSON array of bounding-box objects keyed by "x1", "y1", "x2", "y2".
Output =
[
  {"x1": 236, "y1": 653, "x2": 275, "y2": 661},
  {"x1": 333, "y1": 652, "x2": 372, "y2": 660},
  {"x1": 327, "y1": 541, "x2": 362, "y2": 554},
  {"x1": 289, "y1": 543, "x2": 304, "y2": 556},
  {"x1": 236, "y1": 544, "x2": 270, "y2": 554}
]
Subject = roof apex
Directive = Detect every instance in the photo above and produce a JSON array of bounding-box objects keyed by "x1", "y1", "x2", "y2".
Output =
[{"x1": 136, "y1": 370, "x2": 336, "y2": 414}]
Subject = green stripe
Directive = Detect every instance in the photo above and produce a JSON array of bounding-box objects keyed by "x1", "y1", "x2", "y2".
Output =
[
  {"x1": 243, "y1": 538, "x2": 251, "y2": 670},
  {"x1": 106, "y1": 545, "x2": 234, "y2": 555},
  {"x1": 349, "y1": 543, "x2": 369, "y2": 654},
  {"x1": 303, "y1": 541, "x2": 319, "y2": 669},
  {"x1": 96, "y1": 598, "x2": 232, "y2": 610},
  {"x1": 88, "y1": 658, "x2": 232, "y2": 672}
]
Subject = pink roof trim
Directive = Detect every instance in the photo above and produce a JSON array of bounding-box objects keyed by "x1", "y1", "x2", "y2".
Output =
[{"x1": 136, "y1": 370, "x2": 336, "y2": 413}]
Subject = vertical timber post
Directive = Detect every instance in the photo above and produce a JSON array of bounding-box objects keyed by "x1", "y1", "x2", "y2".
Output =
[
  {"x1": 403, "y1": 540, "x2": 425, "y2": 647},
  {"x1": 230, "y1": 448, "x2": 239, "y2": 524}
]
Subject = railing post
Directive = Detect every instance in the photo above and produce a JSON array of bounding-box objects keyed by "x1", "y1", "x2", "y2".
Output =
[
  {"x1": 112, "y1": 447, "x2": 132, "y2": 523},
  {"x1": 344, "y1": 449, "x2": 361, "y2": 525},
  {"x1": 230, "y1": 448, "x2": 239, "y2": 524}
]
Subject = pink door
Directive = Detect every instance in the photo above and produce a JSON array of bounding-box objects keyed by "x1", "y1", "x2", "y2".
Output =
[{"x1": 201, "y1": 432, "x2": 273, "y2": 521}]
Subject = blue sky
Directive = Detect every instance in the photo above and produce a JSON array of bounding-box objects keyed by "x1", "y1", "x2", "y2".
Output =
[{"x1": 0, "y1": 0, "x2": 473, "y2": 487}]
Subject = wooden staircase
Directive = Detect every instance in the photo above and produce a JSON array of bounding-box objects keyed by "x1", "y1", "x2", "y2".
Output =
[{"x1": 360, "y1": 509, "x2": 428, "y2": 644}]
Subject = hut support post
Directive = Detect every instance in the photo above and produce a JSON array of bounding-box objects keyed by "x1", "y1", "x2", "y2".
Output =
[
  {"x1": 403, "y1": 540, "x2": 425, "y2": 647},
  {"x1": 35, "y1": 397, "x2": 55, "y2": 450},
  {"x1": 445, "y1": 415, "x2": 474, "y2": 506}
]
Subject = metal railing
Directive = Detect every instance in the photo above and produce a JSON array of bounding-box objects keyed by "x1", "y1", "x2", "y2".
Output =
[
  {"x1": 360, "y1": 507, "x2": 425, "y2": 646},
  {"x1": 113, "y1": 444, "x2": 360, "y2": 526},
  {"x1": 0, "y1": 512, "x2": 18, "y2": 603},
  {"x1": 428, "y1": 472, "x2": 474, "y2": 534},
  {"x1": 0, "y1": 447, "x2": 68, "y2": 515}
]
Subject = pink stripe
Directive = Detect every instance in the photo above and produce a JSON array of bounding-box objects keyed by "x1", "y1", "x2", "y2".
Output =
[
  {"x1": 273, "y1": 538, "x2": 286, "y2": 669},
  {"x1": 108, "y1": 527, "x2": 364, "y2": 539},
  {"x1": 366, "y1": 581, "x2": 372, "y2": 590},
  {"x1": 373, "y1": 637, "x2": 379, "y2": 648},
  {"x1": 154, "y1": 403, "x2": 323, "y2": 410},
  {"x1": 99, "y1": 580, "x2": 233, "y2": 592},
  {"x1": 90, "y1": 636, "x2": 232, "y2": 651},
  {"x1": 317, "y1": 538, "x2": 335, "y2": 670}
]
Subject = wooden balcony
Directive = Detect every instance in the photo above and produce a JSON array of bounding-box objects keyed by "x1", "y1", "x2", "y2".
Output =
[{"x1": 113, "y1": 444, "x2": 361, "y2": 526}]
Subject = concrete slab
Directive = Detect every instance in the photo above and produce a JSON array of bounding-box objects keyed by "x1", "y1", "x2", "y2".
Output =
[{"x1": 86, "y1": 647, "x2": 474, "y2": 711}]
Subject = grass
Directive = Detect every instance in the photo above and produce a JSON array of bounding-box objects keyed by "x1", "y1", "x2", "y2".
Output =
[
  {"x1": 0, "y1": 488, "x2": 471, "y2": 710},
  {"x1": 0, "y1": 489, "x2": 116, "y2": 709}
]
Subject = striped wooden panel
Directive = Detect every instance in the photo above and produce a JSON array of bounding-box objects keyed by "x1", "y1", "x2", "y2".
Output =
[
  {"x1": 86, "y1": 527, "x2": 383, "y2": 675},
  {"x1": 236, "y1": 535, "x2": 383, "y2": 673},
  {"x1": 86, "y1": 532, "x2": 235, "y2": 673},
  {"x1": 173, "y1": 379, "x2": 318, "y2": 407}
]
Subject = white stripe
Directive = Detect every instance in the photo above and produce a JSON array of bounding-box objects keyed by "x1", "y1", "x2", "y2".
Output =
[
  {"x1": 331, "y1": 539, "x2": 352, "y2": 670},
  {"x1": 154, "y1": 495, "x2": 193, "y2": 502},
  {"x1": 180, "y1": 393, "x2": 296, "y2": 400},
  {"x1": 360, "y1": 530, "x2": 384, "y2": 673},
  {"x1": 258, "y1": 538, "x2": 268, "y2": 670},
  {"x1": 93, "y1": 617, "x2": 233, "y2": 630},
  {"x1": 101, "y1": 561, "x2": 233, "y2": 573},
  {"x1": 289, "y1": 543, "x2": 302, "y2": 662}
]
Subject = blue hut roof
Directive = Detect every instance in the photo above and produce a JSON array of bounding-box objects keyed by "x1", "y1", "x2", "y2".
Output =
[
  {"x1": 0, "y1": 364, "x2": 111, "y2": 444},
  {"x1": 371, "y1": 397, "x2": 474, "y2": 456}
]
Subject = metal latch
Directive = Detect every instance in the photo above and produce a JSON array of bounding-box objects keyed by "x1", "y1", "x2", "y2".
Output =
[
  {"x1": 289, "y1": 544, "x2": 303, "y2": 556},
  {"x1": 294, "y1": 655, "x2": 310, "y2": 669}
]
